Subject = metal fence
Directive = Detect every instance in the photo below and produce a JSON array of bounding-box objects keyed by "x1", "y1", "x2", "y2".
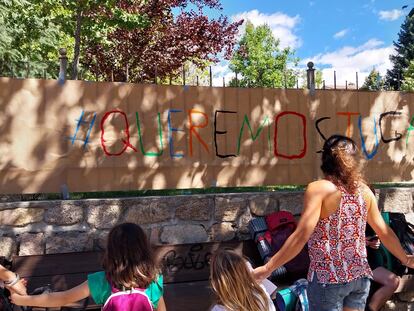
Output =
[{"x1": 0, "y1": 50, "x2": 404, "y2": 91}]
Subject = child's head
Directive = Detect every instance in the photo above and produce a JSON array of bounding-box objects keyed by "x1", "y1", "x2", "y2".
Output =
[
  {"x1": 103, "y1": 223, "x2": 158, "y2": 289},
  {"x1": 210, "y1": 249, "x2": 269, "y2": 311}
]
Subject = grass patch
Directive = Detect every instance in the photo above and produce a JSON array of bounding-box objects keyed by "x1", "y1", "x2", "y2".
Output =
[{"x1": 1, "y1": 182, "x2": 413, "y2": 202}]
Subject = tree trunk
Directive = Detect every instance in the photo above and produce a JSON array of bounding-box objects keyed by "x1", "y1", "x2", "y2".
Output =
[{"x1": 71, "y1": 6, "x2": 82, "y2": 80}]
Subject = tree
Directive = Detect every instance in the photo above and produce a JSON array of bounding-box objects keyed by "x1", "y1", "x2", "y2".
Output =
[
  {"x1": 361, "y1": 68, "x2": 384, "y2": 91},
  {"x1": 402, "y1": 60, "x2": 414, "y2": 91},
  {"x1": 83, "y1": 0, "x2": 242, "y2": 82},
  {"x1": 386, "y1": 8, "x2": 414, "y2": 90},
  {"x1": 0, "y1": 0, "x2": 62, "y2": 77},
  {"x1": 1, "y1": 0, "x2": 239, "y2": 81},
  {"x1": 228, "y1": 22, "x2": 298, "y2": 88}
]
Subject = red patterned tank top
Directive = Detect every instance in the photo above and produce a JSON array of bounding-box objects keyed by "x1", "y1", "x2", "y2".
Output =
[{"x1": 307, "y1": 185, "x2": 373, "y2": 284}]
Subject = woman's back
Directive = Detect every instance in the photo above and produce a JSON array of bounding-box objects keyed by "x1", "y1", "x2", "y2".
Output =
[{"x1": 308, "y1": 180, "x2": 373, "y2": 284}]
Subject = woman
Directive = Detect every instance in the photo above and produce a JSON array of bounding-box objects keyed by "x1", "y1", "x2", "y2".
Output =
[
  {"x1": 365, "y1": 228, "x2": 400, "y2": 311},
  {"x1": 254, "y1": 135, "x2": 414, "y2": 311}
]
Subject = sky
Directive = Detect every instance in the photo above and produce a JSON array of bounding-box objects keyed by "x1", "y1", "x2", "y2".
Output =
[{"x1": 205, "y1": 0, "x2": 410, "y2": 87}]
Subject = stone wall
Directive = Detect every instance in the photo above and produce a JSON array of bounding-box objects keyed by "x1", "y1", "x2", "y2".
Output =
[{"x1": 0, "y1": 187, "x2": 413, "y2": 258}]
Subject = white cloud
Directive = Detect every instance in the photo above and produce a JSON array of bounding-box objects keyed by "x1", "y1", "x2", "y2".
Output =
[
  {"x1": 302, "y1": 39, "x2": 395, "y2": 87},
  {"x1": 379, "y1": 9, "x2": 403, "y2": 21},
  {"x1": 334, "y1": 29, "x2": 349, "y2": 39},
  {"x1": 231, "y1": 10, "x2": 301, "y2": 49}
]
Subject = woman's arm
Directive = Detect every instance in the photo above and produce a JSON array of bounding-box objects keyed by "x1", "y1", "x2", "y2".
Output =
[
  {"x1": 11, "y1": 281, "x2": 90, "y2": 308},
  {"x1": 366, "y1": 189, "x2": 414, "y2": 268},
  {"x1": 0, "y1": 264, "x2": 27, "y2": 295},
  {"x1": 253, "y1": 181, "x2": 328, "y2": 281},
  {"x1": 156, "y1": 296, "x2": 166, "y2": 311}
]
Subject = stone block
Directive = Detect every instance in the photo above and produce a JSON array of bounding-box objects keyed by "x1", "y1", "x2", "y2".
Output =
[
  {"x1": 160, "y1": 225, "x2": 208, "y2": 244},
  {"x1": 46, "y1": 232, "x2": 93, "y2": 254},
  {"x1": 124, "y1": 200, "x2": 171, "y2": 225},
  {"x1": 0, "y1": 208, "x2": 44, "y2": 227},
  {"x1": 44, "y1": 202, "x2": 84, "y2": 225},
  {"x1": 378, "y1": 189, "x2": 414, "y2": 213},
  {"x1": 209, "y1": 223, "x2": 236, "y2": 241},
  {"x1": 87, "y1": 202, "x2": 123, "y2": 229},
  {"x1": 215, "y1": 196, "x2": 249, "y2": 222},
  {"x1": 93, "y1": 230, "x2": 109, "y2": 251},
  {"x1": 0, "y1": 237, "x2": 16, "y2": 258},
  {"x1": 278, "y1": 192, "x2": 304, "y2": 215},
  {"x1": 249, "y1": 194, "x2": 278, "y2": 216},
  {"x1": 175, "y1": 197, "x2": 212, "y2": 221},
  {"x1": 19, "y1": 233, "x2": 44, "y2": 255}
]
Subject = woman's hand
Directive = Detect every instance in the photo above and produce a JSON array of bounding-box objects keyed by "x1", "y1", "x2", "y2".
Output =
[
  {"x1": 405, "y1": 255, "x2": 414, "y2": 269},
  {"x1": 366, "y1": 236, "x2": 381, "y2": 249},
  {"x1": 253, "y1": 264, "x2": 271, "y2": 283}
]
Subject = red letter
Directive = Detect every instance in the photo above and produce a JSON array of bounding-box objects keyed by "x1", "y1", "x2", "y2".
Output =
[
  {"x1": 188, "y1": 109, "x2": 209, "y2": 156},
  {"x1": 274, "y1": 111, "x2": 307, "y2": 159},
  {"x1": 100, "y1": 110, "x2": 137, "y2": 156},
  {"x1": 337, "y1": 112, "x2": 359, "y2": 138}
]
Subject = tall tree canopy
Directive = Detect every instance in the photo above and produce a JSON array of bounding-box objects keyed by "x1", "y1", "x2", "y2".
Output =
[
  {"x1": 228, "y1": 22, "x2": 298, "y2": 88},
  {"x1": 386, "y1": 8, "x2": 414, "y2": 90},
  {"x1": 361, "y1": 68, "x2": 384, "y2": 91},
  {"x1": 0, "y1": 0, "x2": 242, "y2": 81}
]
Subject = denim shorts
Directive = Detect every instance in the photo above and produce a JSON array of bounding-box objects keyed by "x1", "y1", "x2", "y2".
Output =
[{"x1": 307, "y1": 274, "x2": 371, "y2": 311}]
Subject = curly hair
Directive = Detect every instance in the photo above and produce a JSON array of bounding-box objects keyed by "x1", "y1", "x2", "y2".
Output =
[{"x1": 320, "y1": 135, "x2": 365, "y2": 193}]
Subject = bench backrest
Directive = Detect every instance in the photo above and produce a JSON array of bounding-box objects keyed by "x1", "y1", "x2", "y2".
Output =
[{"x1": 12, "y1": 240, "x2": 260, "y2": 292}]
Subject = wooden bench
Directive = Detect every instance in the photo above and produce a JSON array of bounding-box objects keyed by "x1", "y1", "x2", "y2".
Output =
[{"x1": 12, "y1": 240, "x2": 261, "y2": 311}]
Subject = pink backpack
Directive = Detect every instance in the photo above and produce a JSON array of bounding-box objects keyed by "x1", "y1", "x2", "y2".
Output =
[{"x1": 102, "y1": 285, "x2": 153, "y2": 311}]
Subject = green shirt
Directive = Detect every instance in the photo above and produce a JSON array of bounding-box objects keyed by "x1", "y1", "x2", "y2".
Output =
[{"x1": 87, "y1": 271, "x2": 163, "y2": 308}]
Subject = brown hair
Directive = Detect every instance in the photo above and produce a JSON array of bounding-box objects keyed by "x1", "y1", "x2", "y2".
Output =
[
  {"x1": 210, "y1": 249, "x2": 270, "y2": 311},
  {"x1": 102, "y1": 223, "x2": 158, "y2": 289},
  {"x1": 320, "y1": 135, "x2": 365, "y2": 193}
]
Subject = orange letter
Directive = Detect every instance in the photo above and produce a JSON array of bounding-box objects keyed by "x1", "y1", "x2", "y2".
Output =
[{"x1": 188, "y1": 109, "x2": 209, "y2": 156}]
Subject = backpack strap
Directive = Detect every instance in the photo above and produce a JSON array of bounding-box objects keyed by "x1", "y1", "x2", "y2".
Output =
[{"x1": 291, "y1": 279, "x2": 309, "y2": 311}]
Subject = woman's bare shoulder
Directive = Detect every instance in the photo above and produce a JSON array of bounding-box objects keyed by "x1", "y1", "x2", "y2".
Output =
[{"x1": 306, "y1": 179, "x2": 338, "y2": 195}]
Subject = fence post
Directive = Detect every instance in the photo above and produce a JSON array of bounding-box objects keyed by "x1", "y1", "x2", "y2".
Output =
[
  {"x1": 209, "y1": 66, "x2": 212, "y2": 87},
  {"x1": 155, "y1": 65, "x2": 158, "y2": 84},
  {"x1": 346, "y1": 80, "x2": 348, "y2": 90},
  {"x1": 223, "y1": 77, "x2": 225, "y2": 87},
  {"x1": 182, "y1": 65, "x2": 185, "y2": 86},
  {"x1": 323, "y1": 80, "x2": 326, "y2": 90},
  {"x1": 356, "y1": 72, "x2": 359, "y2": 90},
  {"x1": 58, "y1": 48, "x2": 68, "y2": 84},
  {"x1": 196, "y1": 75, "x2": 199, "y2": 86},
  {"x1": 334, "y1": 70, "x2": 337, "y2": 89},
  {"x1": 306, "y1": 61, "x2": 315, "y2": 95}
]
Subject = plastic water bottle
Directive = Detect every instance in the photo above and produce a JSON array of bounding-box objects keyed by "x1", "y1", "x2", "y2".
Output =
[{"x1": 257, "y1": 236, "x2": 272, "y2": 259}]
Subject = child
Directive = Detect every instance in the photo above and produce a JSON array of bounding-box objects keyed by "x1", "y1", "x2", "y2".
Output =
[
  {"x1": 210, "y1": 249, "x2": 276, "y2": 311},
  {"x1": 11, "y1": 223, "x2": 166, "y2": 310},
  {"x1": 0, "y1": 264, "x2": 27, "y2": 295}
]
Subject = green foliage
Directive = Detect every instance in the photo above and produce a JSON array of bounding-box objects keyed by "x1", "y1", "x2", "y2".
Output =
[
  {"x1": 0, "y1": 0, "x2": 149, "y2": 78},
  {"x1": 361, "y1": 68, "x2": 384, "y2": 91},
  {"x1": 386, "y1": 8, "x2": 414, "y2": 90},
  {"x1": 402, "y1": 60, "x2": 414, "y2": 91},
  {"x1": 228, "y1": 22, "x2": 298, "y2": 88}
]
